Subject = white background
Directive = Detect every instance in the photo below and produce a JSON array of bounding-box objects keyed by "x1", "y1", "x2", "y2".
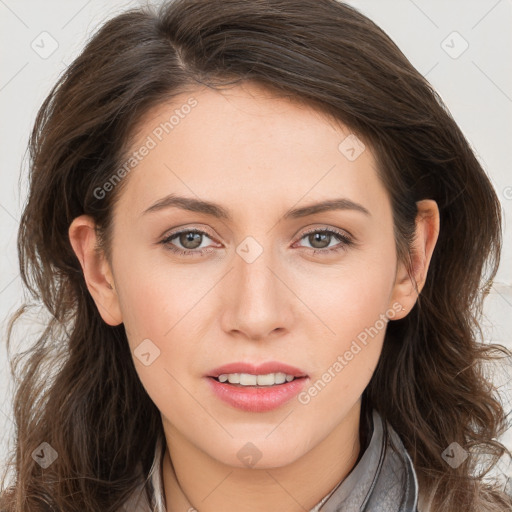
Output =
[{"x1": 1, "y1": 0, "x2": 511, "y2": 484}]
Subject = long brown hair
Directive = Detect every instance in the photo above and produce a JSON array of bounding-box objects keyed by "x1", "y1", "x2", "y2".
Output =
[{"x1": 2, "y1": 0, "x2": 511, "y2": 510}]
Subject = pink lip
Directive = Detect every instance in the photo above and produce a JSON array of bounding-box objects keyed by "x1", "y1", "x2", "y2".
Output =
[
  {"x1": 207, "y1": 361, "x2": 308, "y2": 378},
  {"x1": 206, "y1": 376, "x2": 309, "y2": 412},
  {"x1": 205, "y1": 361, "x2": 309, "y2": 413}
]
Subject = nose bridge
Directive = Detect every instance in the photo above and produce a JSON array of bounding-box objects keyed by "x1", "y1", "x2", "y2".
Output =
[
  {"x1": 223, "y1": 234, "x2": 291, "y2": 339},
  {"x1": 234, "y1": 234, "x2": 278, "y2": 306}
]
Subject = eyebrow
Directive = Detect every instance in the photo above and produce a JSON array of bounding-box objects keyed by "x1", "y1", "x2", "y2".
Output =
[{"x1": 142, "y1": 194, "x2": 371, "y2": 220}]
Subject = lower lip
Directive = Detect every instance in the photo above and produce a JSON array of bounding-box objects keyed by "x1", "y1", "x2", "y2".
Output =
[{"x1": 206, "y1": 377, "x2": 308, "y2": 412}]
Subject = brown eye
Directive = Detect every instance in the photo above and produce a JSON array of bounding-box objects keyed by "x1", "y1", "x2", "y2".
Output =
[
  {"x1": 178, "y1": 231, "x2": 203, "y2": 250},
  {"x1": 296, "y1": 228, "x2": 353, "y2": 255},
  {"x1": 307, "y1": 232, "x2": 332, "y2": 249},
  {"x1": 160, "y1": 228, "x2": 216, "y2": 256}
]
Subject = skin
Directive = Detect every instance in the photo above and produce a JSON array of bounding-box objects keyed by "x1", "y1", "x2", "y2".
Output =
[{"x1": 69, "y1": 81, "x2": 439, "y2": 512}]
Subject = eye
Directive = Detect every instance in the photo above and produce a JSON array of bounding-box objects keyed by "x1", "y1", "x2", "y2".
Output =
[
  {"x1": 294, "y1": 227, "x2": 353, "y2": 255},
  {"x1": 160, "y1": 228, "x2": 218, "y2": 256}
]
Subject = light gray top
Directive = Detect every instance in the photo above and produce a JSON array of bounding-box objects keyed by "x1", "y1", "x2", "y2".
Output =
[{"x1": 120, "y1": 409, "x2": 419, "y2": 511}]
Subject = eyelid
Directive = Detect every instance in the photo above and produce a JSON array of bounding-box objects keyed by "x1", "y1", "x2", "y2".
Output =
[
  {"x1": 294, "y1": 225, "x2": 354, "y2": 242},
  {"x1": 160, "y1": 224, "x2": 217, "y2": 241},
  {"x1": 160, "y1": 226, "x2": 219, "y2": 246}
]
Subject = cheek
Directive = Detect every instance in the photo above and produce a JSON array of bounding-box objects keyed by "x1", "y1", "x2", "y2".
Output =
[
  {"x1": 111, "y1": 247, "x2": 213, "y2": 389},
  {"x1": 114, "y1": 268, "x2": 202, "y2": 420},
  {"x1": 294, "y1": 248, "x2": 396, "y2": 404},
  {"x1": 298, "y1": 244, "x2": 396, "y2": 344},
  {"x1": 295, "y1": 297, "x2": 389, "y2": 432},
  {"x1": 112, "y1": 242, "x2": 203, "y2": 340}
]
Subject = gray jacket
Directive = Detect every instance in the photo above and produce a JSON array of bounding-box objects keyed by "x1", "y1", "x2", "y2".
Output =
[{"x1": 121, "y1": 408, "x2": 419, "y2": 511}]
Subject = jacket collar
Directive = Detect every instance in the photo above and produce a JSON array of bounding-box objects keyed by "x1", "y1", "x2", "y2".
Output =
[{"x1": 315, "y1": 409, "x2": 419, "y2": 511}]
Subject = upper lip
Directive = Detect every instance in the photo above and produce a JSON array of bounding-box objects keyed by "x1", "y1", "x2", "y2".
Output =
[{"x1": 207, "y1": 362, "x2": 308, "y2": 378}]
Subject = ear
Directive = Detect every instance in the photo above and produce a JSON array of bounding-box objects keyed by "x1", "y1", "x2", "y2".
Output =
[
  {"x1": 388, "y1": 199, "x2": 440, "y2": 320},
  {"x1": 68, "y1": 215, "x2": 123, "y2": 326}
]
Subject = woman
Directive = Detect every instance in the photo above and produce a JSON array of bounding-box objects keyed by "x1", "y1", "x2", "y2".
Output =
[{"x1": 1, "y1": 0, "x2": 511, "y2": 510}]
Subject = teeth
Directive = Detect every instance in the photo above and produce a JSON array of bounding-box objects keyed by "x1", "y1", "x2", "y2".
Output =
[
  {"x1": 227, "y1": 374, "x2": 240, "y2": 384},
  {"x1": 257, "y1": 374, "x2": 276, "y2": 386},
  {"x1": 217, "y1": 372, "x2": 297, "y2": 386},
  {"x1": 240, "y1": 373, "x2": 257, "y2": 386}
]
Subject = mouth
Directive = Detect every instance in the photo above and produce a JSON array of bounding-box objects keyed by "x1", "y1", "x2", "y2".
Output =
[{"x1": 205, "y1": 362, "x2": 309, "y2": 412}]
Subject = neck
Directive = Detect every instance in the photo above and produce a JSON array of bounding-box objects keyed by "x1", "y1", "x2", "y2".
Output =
[{"x1": 161, "y1": 402, "x2": 362, "y2": 512}]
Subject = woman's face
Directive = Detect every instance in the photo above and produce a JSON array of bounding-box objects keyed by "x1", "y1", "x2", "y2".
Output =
[{"x1": 82, "y1": 81, "x2": 425, "y2": 468}]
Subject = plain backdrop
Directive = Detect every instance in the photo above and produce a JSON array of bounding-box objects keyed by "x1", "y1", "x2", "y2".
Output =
[{"x1": 1, "y1": 0, "x2": 511, "y2": 484}]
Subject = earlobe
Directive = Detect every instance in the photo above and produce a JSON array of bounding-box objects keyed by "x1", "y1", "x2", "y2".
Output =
[
  {"x1": 388, "y1": 199, "x2": 440, "y2": 320},
  {"x1": 68, "y1": 215, "x2": 123, "y2": 326}
]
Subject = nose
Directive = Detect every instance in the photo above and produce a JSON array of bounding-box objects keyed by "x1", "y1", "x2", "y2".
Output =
[{"x1": 219, "y1": 239, "x2": 294, "y2": 342}]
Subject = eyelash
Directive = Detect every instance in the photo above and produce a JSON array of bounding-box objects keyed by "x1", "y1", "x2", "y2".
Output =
[{"x1": 159, "y1": 227, "x2": 354, "y2": 257}]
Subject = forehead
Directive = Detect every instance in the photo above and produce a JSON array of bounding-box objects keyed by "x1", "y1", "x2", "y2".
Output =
[{"x1": 114, "y1": 81, "x2": 389, "y2": 223}]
